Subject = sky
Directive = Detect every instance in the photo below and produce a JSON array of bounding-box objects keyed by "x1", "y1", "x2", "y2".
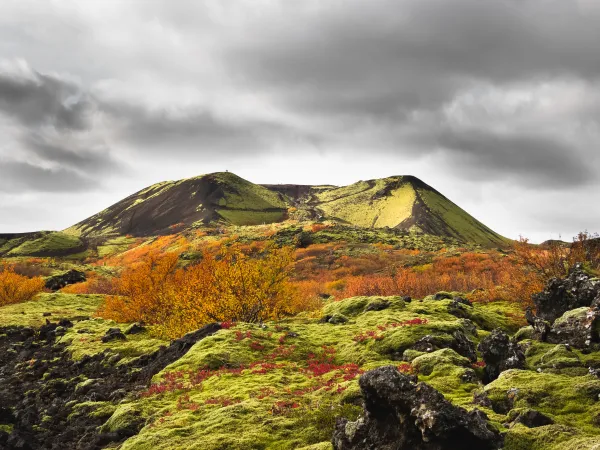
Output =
[{"x1": 0, "y1": 0, "x2": 599, "y2": 242}]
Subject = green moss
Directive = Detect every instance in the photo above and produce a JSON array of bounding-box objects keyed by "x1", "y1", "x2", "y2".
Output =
[
  {"x1": 97, "y1": 236, "x2": 137, "y2": 257},
  {"x1": 3, "y1": 288, "x2": 594, "y2": 450},
  {"x1": 553, "y1": 307, "x2": 589, "y2": 326},
  {"x1": 323, "y1": 296, "x2": 405, "y2": 318},
  {"x1": 60, "y1": 318, "x2": 167, "y2": 361},
  {"x1": 101, "y1": 403, "x2": 146, "y2": 434},
  {"x1": 514, "y1": 326, "x2": 535, "y2": 342},
  {"x1": 7, "y1": 232, "x2": 84, "y2": 256},
  {"x1": 411, "y1": 348, "x2": 470, "y2": 375},
  {"x1": 483, "y1": 369, "x2": 600, "y2": 446},
  {"x1": 216, "y1": 210, "x2": 286, "y2": 226},
  {"x1": 0, "y1": 293, "x2": 103, "y2": 327}
]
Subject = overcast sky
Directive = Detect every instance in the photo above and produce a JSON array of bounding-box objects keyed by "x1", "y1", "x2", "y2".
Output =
[{"x1": 0, "y1": 0, "x2": 598, "y2": 242}]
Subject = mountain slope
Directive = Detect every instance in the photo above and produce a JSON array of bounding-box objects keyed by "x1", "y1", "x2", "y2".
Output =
[
  {"x1": 66, "y1": 172, "x2": 290, "y2": 237},
  {"x1": 65, "y1": 172, "x2": 506, "y2": 246},
  {"x1": 269, "y1": 175, "x2": 507, "y2": 246}
]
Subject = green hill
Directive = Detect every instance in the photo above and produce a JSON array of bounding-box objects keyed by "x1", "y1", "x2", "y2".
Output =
[
  {"x1": 270, "y1": 175, "x2": 507, "y2": 246},
  {"x1": 63, "y1": 172, "x2": 506, "y2": 246},
  {"x1": 66, "y1": 172, "x2": 290, "y2": 237}
]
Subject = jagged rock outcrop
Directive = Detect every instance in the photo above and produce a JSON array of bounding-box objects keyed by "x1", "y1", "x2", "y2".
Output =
[
  {"x1": 532, "y1": 263, "x2": 600, "y2": 323},
  {"x1": 546, "y1": 307, "x2": 600, "y2": 349},
  {"x1": 332, "y1": 366, "x2": 503, "y2": 450},
  {"x1": 478, "y1": 329, "x2": 525, "y2": 383},
  {"x1": 44, "y1": 269, "x2": 86, "y2": 291}
]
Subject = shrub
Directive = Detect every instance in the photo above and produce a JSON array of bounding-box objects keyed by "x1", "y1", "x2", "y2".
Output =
[
  {"x1": 0, "y1": 265, "x2": 45, "y2": 306},
  {"x1": 98, "y1": 244, "x2": 315, "y2": 338}
]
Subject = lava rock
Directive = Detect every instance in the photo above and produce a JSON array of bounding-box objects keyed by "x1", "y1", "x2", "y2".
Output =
[
  {"x1": 532, "y1": 263, "x2": 600, "y2": 323},
  {"x1": 44, "y1": 269, "x2": 86, "y2": 291},
  {"x1": 332, "y1": 365, "x2": 503, "y2": 450},
  {"x1": 402, "y1": 296, "x2": 412, "y2": 303},
  {"x1": 101, "y1": 328, "x2": 127, "y2": 343},
  {"x1": 124, "y1": 323, "x2": 146, "y2": 335},
  {"x1": 478, "y1": 329, "x2": 525, "y2": 383},
  {"x1": 0, "y1": 322, "x2": 221, "y2": 450},
  {"x1": 546, "y1": 307, "x2": 600, "y2": 348},
  {"x1": 452, "y1": 296, "x2": 473, "y2": 307},
  {"x1": 510, "y1": 409, "x2": 554, "y2": 428},
  {"x1": 434, "y1": 292, "x2": 454, "y2": 300},
  {"x1": 447, "y1": 300, "x2": 471, "y2": 319},
  {"x1": 365, "y1": 299, "x2": 391, "y2": 312}
]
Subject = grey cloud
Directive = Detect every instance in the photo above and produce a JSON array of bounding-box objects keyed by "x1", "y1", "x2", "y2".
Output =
[
  {"x1": 0, "y1": 60, "x2": 121, "y2": 192},
  {"x1": 0, "y1": 161, "x2": 96, "y2": 193},
  {"x1": 99, "y1": 100, "x2": 305, "y2": 156},
  {"x1": 0, "y1": 64, "x2": 93, "y2": 130},
  {"x1": 23, "y1": 134, "x2": 120, "y2": 173},
  {"x1": 220, "y1": 0, "x2": 600, "y2": 188},
  {"x1": 230, "y1": 0, "x2": 600, "y2": 113},
  {"x1": 428, "y1": 129, "x2": 593, "y2": 188}
]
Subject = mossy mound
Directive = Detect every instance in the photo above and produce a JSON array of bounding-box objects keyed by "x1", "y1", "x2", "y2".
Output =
[
  {"x1": 0, "y1": 293, "x2": 103, "y2": 327},
  {"x1": 2, "y1": 232, "x2": 85, "y2": 257}
]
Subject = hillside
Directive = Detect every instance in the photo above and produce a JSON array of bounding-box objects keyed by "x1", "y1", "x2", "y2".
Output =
[
  {"x1": 63, "y1": 172, "x2": 506, "y2": 247},
  {"x1": 66, "y1": 172, "x2": 290, "y2": 237}
]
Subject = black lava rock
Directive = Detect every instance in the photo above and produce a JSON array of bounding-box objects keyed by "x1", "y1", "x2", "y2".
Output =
[
  {"x1": 478, "y1": 329, "x2": 525, "y2": 383},
  {"x1": 44, "y1": 269, "x2": 87, "y2": 291},
  {"x1": 332, "y1": 366, "x2": 503, "y2": 450},
  {"x1": 532, "y1": 263, "x2": 600, "y2": 323}
]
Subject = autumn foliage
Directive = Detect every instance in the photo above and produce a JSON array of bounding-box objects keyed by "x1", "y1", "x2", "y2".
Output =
[
  {"x1": 0, "y1": 265, "x2": 45, "y2": 306},
  {"x1": 99, "y1": 244, "x2": 315, "y2": 338}
]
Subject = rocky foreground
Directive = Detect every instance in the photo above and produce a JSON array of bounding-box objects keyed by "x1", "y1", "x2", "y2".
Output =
[{"x1": 1, "y1": 266, "x2": 600, "y2": 449}]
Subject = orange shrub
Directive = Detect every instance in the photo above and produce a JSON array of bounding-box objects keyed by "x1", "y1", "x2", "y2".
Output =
[
  {"x1": 0, "y1": 265, "x2": 45, "y2": 306},
  {"x1": 98, "y1": 245, "x2": 316, "y2": 338},
  {"x1": 97, "y1": 234, "x2": 190, "y2": 267},
  {"x1": 336, "y1": 252, "x2": 539, "y2": 305}
]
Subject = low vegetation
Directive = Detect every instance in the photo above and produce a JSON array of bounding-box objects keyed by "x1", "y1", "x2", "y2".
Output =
[
  {"x1": 0, "y1": 264, "x2": 45, "y2": 306},
  {"x1": 1, "y1": 217, "x2": 599, "y2": 449},
  {"x1": 98, "y1": 244, "x2": 317, "y2": 338}
]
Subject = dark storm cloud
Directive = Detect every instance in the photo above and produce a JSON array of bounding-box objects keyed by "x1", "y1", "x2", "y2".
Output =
[
  {"x1": 101, "y1": 101, "x2": 265, "y2": 154},
  {"x1": 97, "y1": 99, "x2": 310, "y2": 157},
  {"x1": 23, "y1": 134, "x2": 120, "y2": 173},
  {"x1": 0, "y1": 161, "x2": 95, "y2": 193},
  {"x1": 230, "y1": 0, "x2": 600, "y2": 113},
  {"x1": 428, "y1": 129, "x2": 593, "y2": 187},
  {"x1": 0, "y1": 64, "x2": 93, "y2": 130},
  {"x1": 222, "y1": 0, "x2": 600, "y2": 188}
]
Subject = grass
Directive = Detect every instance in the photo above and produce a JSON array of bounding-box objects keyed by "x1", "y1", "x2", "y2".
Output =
[
  {"x1": 7, "y1": 232, "x2": 84, "y2": 257},
  {"x1": 0, "y1": 293, "x2": 102, "y2": 327},
  {"x1": 60, "y1": 318, "x2": 167, "y2": 362},
  {"x1": 216, "y1": 210, "x2": 286, "y2": 226},
  {"x1": 418, "y1": 188, "x2": 508, "y2": 247},
  {"x1": 314, "y1": 177, "x2": 415, "y2": 228},
  {"x1": 97, "y1": 236, "x2": 138, "y2": 257}
]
